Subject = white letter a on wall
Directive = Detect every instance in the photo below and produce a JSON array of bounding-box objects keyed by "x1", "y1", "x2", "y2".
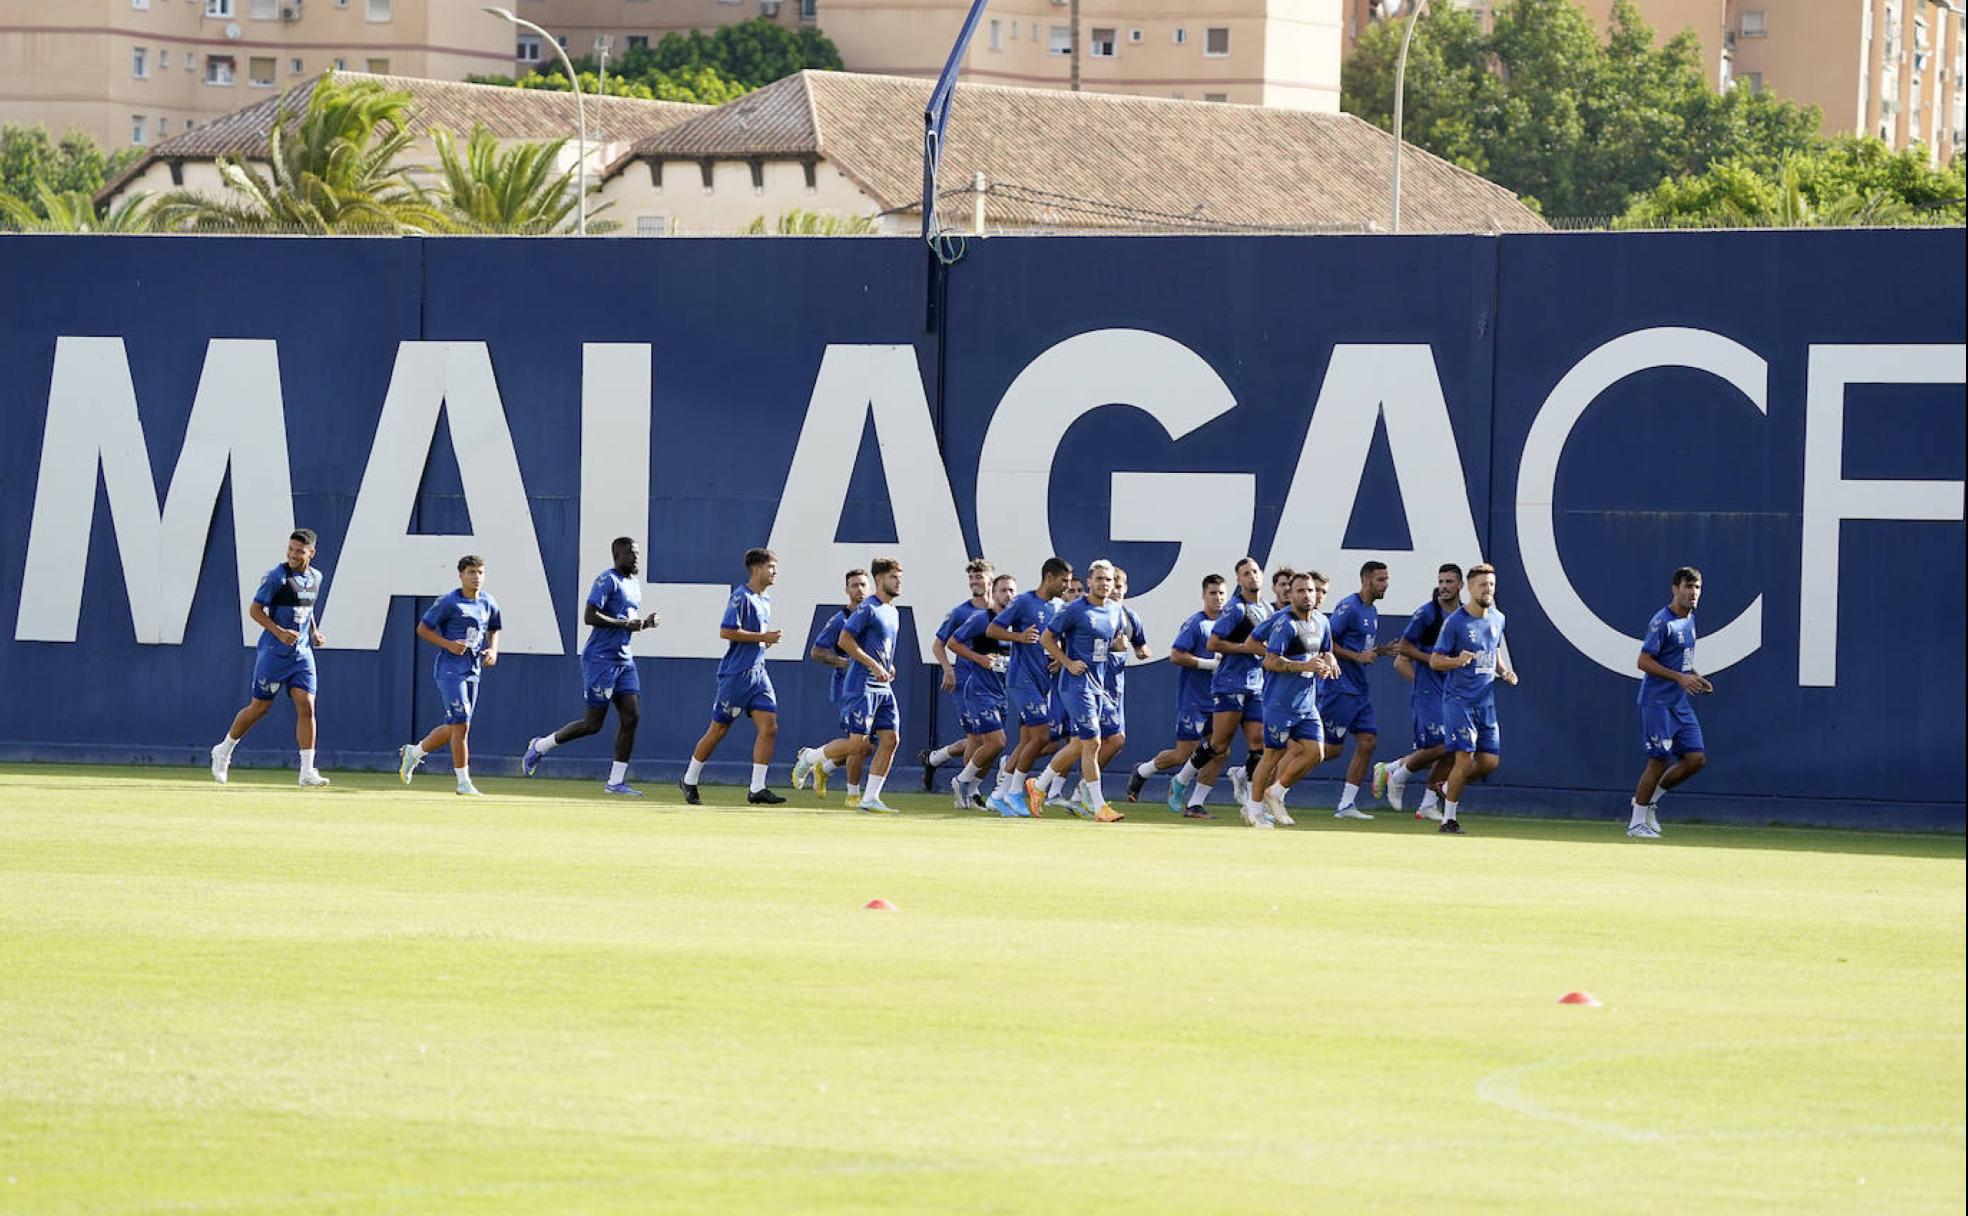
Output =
[{"x1": 326, "y1": 342, "x2": 560, "y2": 652}]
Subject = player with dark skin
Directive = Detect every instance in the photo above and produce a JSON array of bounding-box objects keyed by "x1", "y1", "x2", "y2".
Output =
[{"x1": 536, "y1": 537, "x2": 660, "y2": 763}]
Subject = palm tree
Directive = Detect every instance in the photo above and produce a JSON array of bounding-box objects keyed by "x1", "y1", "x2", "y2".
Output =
[
  {"x1": 0, "y1": 184, "x2": 160, "y2": 232},
  {"x1": 154, "y1": 70, "x2": 453, "y2": 234},
  {"x1": 429, "y1": 126, "x2": 613, "y2": 234},
  {"x1": 739, "y1": 208, "x2": 879, "y2": 235}
]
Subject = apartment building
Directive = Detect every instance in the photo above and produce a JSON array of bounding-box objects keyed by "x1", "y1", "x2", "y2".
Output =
[
  {"x1": 522, "y1": 0, "x2": 1344, "y2": 111},
  {"x1": 0, "y1": 0, "x2": 513, "y2": 152},
  {"x1": 1571, "y1": 0, "x2": 1963, "y2": 161}
]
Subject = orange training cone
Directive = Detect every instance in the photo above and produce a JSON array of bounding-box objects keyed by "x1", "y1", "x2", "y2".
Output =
[
  {"x1": 1557, "y1": 991, "x2": 1601, "y2": 1006},
  {"x1": 864, "y1": 898, "x2": 895, "y2": 911}
]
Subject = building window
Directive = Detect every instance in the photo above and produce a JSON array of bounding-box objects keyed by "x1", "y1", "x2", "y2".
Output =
[
  {"x1": 158, "y1": 49, "x2": 170, "y2": 69},
  {"x1": 250, "y1": 56, "x2": 276, "y2": 85},
  {"x1": 132, "y1": 46, "x2": 149, "y2": 77},
  {"x1": 800, "y1": 0, "x2": 817, "y2": 18},
  {"x1": 131, "y1": 115, "x2": 147, "y2": 145},
  {"x1": 333, "y1": 57, "x2": 347, "y2": 70},
  {"x1": 367, "y1": 0, "x2": 392, "y2": 20},
  {"x1": 1128, "y1": 28, "x2": 1143, "y2": 43},
  {"x1": 517, "y1": 36, "x2": 541, "y2": 62},
  {"x1": 185, "y1": 51, "x2": 195, "y2": 71},
  {"x1": 250, "y1": 0, "x2": 276, "y2": 17},
  {"x1": 205, "y1": 0, "x2": 234, "y2": 16},
  {"x1": 1009, "y1": 20, "x2": 1017, "y2": 38},
  {"x1": 1204, "y1": 92, "x2": 1228, "y2": 102},
  {"x1": 1205, "y1": 27, "x2": 1230, "y2": 56},
  {"x1": 989, "y1": 18, "x2": 1002, "y2": 50},
  {"x1": 636, "y1": 215, "x2": 669, "y2": 236},
  {"x1": 1739, "y1": 71, "x2": 1762, "y2": 91},
  {"x1": 1090, "y1": 28, "x2": 1116, "y2": 56},
  {"x1": 205, "y1": 55, "x2": 235, "y2": 84},
  {"x1": 1173, "y1": 27, "x2": 1188, "y2": 44},
  {"x1": 626, "y1": 35, "x2": 649, "y2": 49},
  {"x1": 132, "y1": 0, "x2": 149, "y2": 9},
  {"x1": 1740, "y1": 10, "x2": 1766, "y2": 37},
  {"x1": 1048, "y1": 25, "x2": 1071, "y2": 54},
  {"x1": 1031, "y1": 22, "x2": 1039, "y2": 40},
  {"x1": 291, "y1": 57, "x2": 304, "y2": 73},
  {"x1": 367, "y1": 57, "x2": 390, "y2": 74}
]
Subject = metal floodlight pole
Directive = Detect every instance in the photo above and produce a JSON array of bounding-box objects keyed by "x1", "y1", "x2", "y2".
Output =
[
  {"x1": 485, "y1": 6, "x2": 587, "y2": 235},
  {"x1": 1390, "y1": 0, "x2": 1429, "y2": 234},
  {"x1": 921, "y1": 0, "x2": 994, "y2": 243}
]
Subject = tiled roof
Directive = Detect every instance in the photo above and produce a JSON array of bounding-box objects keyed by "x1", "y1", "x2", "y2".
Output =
[
  {"x1": 101, "y1": 72, "x2": 704, "y2": 199},
  {"x1": 610, "y1": 70, "x2": 1544, "y2": 233}
]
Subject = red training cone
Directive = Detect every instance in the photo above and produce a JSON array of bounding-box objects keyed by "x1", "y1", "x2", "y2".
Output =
[
  {"x1": 1557, "y1": 991, "x2": 1601, "y2": 1006},
  {"x1": 864, "y1": 898, "x2": 895, "y2": 911}
]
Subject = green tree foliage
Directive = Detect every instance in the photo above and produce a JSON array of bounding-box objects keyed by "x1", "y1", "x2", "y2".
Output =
[
  {"x1": 0, "y1": 184, "x2": 159, "y2": 233},
  {"x1": 430, "y1": 125, "x2": 615, "y2": 234},
  {"x1": 738, "y1": 208, "x2": 878, "y2": 235},
  {"x1": 1619, "y1": 136, "x2": 1967, "y2": 228},
  {"x1": 155, "y1": 71, "x2": 454, "y2": 234},
  {"x1": 0, "y1": 125, "x2": 141, "y2": 222},
  {"x1": 471, "y1": 18, "x2": 842, "y2": 105},
  {"x1": 1342, "y1": 0, "x2": 1824, "y2": 216}
]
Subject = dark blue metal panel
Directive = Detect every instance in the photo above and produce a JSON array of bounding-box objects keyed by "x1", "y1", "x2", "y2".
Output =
[{"x1": 0, "y1": 230, "x2": 1959, "y2": 829}]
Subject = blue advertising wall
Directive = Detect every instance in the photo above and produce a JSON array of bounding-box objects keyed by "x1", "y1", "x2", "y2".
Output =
[{"x1": 0, "y1": 229, "x2": 1961, "y2": 829}]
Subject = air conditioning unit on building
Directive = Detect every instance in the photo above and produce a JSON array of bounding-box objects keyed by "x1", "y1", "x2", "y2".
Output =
[
  {"x1": 280, "y1": 2, "x2": 301, "y2": 18},
  {"x1": 759, "y1": 0, "x2": 781, "y2": 13}
]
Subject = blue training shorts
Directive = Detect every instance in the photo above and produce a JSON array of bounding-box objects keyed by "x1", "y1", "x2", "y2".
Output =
[
  {"x1": 437, "y1": 672, "x2": 479, "y2": 724},
  {"x1": 1641, "y1": 702, "x2": 1704, "y2": 759},
  {"x1": 1262, "y1": 703, "x2": 1326, "y2": 750},
  {"x1": 711, "y1": 669, "x2": 778, "y2": 724},
  {"x1": 1174, "y1": 705, "x2": 1211, "y2": 742},
  {"x1": 1442, "y1": 693, "x2": 1501, "y2": 756},
  {"x1": 1007, "y1": 682, "x2": 1052, "y2": 729},
  {"x1": 1320, "y1": 689, "x2": 1376, "y2": 742},
  {"x1": 581, "y1": 658, "x2": 640, "y2": 707},
  {"x1": 842, "y1": 686, "x2": 899, "y2": 738},
  {"x1": 1211, "y1": 691, "x2": 1264, "y2": 723},
  {"x1": 959, "y1": 686, "x2": 1006, "y2": 735},
  {"x1": 1410, "y1": 691, "x2": 1447, "y2": 752},
  {"x1": 251, "y1": 648, "x2": 316, "y2": 700}
]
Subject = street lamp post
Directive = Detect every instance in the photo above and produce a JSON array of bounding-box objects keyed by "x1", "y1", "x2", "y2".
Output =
[
  {"x1": 484, "y1": 5, "x2": 588, "y2": 235},
  {"x1": 1390, "y1": 0, "x2": 1430, "y2": 233}
]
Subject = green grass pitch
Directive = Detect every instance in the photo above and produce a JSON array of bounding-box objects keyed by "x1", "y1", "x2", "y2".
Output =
[{"x1": 1, "y1": 762, "x2": 1961, "y2": 1214}]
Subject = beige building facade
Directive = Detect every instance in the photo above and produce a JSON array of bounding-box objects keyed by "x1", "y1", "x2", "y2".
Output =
[
  {"x1": 0, "y1": 0, "x2": 515, "y2": 152},
  {"x1": 522, "y1": 0, "x2": 1343, "y2": 111}
]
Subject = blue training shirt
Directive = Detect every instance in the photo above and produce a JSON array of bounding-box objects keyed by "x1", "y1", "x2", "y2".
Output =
[
  {"x1": 1401, "y1": 599, "x2": 1454, "y2": 701},
  {"x1": 1107, "y1": 606, "x2": 1147, "y2": 700},
  {"x1": 841, "y1": 595, "x2": 901, "y2": 698},
  {"x1": 814, "y1": 606, "x2": 854, "y2": 705},
  {"x1": 1048, "y1": 596, "x2": 1124, "y2": 700},
  {"x1": 717, "y1": 584, "x2": 772, "y2": 681},
  {"x1": 253, "y1": 563, "x2": 323, "y2": 661},
  {"x1": 422, "y1": 589, "x2": 502, "y2": 680},
  {"x1": 1434, "y1": 606, "x2": 1507, "y2": 702},
  {"x1": 1638, "y1": 605, "x2": 1698, "y2": 708},
  {"x1": 992, "y1": 590, "x2": 1058, "y2": 694},
  {"x1": 1263, "y1": 608, "x2": 1332, "y2": 718},
  {"x1": 936, "y1": 599, "x2": 987, "y2": 693},
  {"x1": 581, "y1": 568, "x2": 640, "y2": 665},
  {"x1": 953, "y1": 606, "x2": 1009, "y2": 698},
  {"x1": 1208, "y1": 592, "x2": 1272, "y2": 695},
  {"x1": 1170, "y1": 610, "x2": 1218, "y2": 718},
  {"x1": 1327, "y1": 592, "x2": 1380, "y2": 697}
]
